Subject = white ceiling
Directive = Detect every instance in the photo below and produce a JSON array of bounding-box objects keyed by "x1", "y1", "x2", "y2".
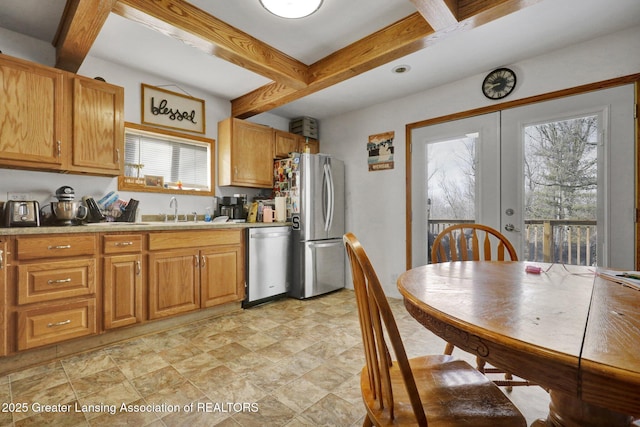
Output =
[{"x1": 1, "y1": 0, "x2": 639, "y2": 120}]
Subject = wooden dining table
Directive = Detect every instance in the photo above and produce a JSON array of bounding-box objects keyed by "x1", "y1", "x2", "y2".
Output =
[{"x1": 397, "y1": 261, "x2": 640, "y2": 427}]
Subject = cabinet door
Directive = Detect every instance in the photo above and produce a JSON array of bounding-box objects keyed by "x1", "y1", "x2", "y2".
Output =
[
  {"x1": 305, "y1": 138, "x2": 320, "y2": 154},
  {"x1": 274, "y1": 130, "x2": 303, "y2": 158},
  {"x1": 200, "y1": 245, "x2": 244, "y2": 307},
  {"x1": 0, "y1": 55, "x2": 65, "y2": 168},
  {"x1": 70, "y1": 76, "x2": 124, "y2": 175},
  {"x1": 104, "y1": 254, "x2": 142, "y2": 329},
  {"x1": 219, "y1": 118, "x2": 274, "y2": 188},
  {"x1": 148, "y1": 249, "x2": 200, "y2": 319}
]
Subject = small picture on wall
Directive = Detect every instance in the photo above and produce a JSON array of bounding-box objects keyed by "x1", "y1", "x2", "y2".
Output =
[{"x1": 367, "y1": 131, "x2": 395, "y2": 171}]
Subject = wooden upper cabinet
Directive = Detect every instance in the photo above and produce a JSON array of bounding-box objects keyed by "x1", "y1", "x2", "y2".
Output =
[
  {"x1": 274, "y1": 130, "x2": 303, "y2": 158},
  {"x1": 0, "y1": 54, "x2": 124, "y2": 176},
  {"x1": 218, "y1": 118, "x2": 274, "y2": 188},
  {"x1": 0, "y1": 54, "x2": 65, "y2": 169},
  {"x1": 69, "y1": 76, "x2": 124, "y2": 175}
]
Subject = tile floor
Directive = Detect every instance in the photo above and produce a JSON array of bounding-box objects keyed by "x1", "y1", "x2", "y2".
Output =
[{"x1": 0, "y1": 290, "x2": 550, "y2": 426}]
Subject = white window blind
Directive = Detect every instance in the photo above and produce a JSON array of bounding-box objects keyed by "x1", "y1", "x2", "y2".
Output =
[{"x1": 124, "y1": 127, "x2": 211, "y2": 191}]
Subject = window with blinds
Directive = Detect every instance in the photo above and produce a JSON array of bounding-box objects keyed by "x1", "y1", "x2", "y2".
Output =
[{"x1": 123, "y1": 125, "x2": 212, "y2": 192}]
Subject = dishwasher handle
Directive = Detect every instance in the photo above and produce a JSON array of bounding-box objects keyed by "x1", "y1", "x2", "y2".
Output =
[{"x1": 250, "y1": 231, "x2": 291, "y2": 239}]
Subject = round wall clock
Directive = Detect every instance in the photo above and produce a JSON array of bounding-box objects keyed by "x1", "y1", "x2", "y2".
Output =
[{"x1": 482, "y1": 68, "x2": 517, "y2": 100}]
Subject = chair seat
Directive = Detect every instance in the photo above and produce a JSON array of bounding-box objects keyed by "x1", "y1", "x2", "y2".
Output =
[{"x1": 361, "y1": 354, "x2": 527, "y2": 427}]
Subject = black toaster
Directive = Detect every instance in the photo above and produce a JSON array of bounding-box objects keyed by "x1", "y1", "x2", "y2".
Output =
[{"x1": 4, "y1": 200, "x2": 40, "y2": 227}]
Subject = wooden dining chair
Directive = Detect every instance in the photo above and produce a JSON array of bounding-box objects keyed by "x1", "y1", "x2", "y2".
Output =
[
  {"x1": 343, "y1": 232, "x2": 527, "y2": 426},
  {"x1": 431, "y1": 223, "x2": 517, "y2": 263},
  {"x1": 430, "y1": 223, "x2": 533, "y2": 389}
]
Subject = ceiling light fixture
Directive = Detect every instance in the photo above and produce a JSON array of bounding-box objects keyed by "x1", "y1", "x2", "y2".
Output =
[
  {"x1": 392, "y1": 65, "x2": 411, "y2": 74},
  {"x1": 260, "y1": 0, "x2": 323, "y2": 19}
]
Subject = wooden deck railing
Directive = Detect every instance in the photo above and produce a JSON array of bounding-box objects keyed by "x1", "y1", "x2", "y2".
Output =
[{"x1": 427, "y1": 219, "x2": 597, "y2": 266}]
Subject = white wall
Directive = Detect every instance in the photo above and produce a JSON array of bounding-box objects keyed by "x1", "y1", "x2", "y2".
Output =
[{"x1": 320, "y1": 25, "x2": 640, "y2": 298}]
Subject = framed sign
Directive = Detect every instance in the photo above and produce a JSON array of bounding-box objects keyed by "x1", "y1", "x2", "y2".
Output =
[
  {"x1": 141, "y1": 84, "x2": 205, "y2": 134},
  {"x1": 367, "y1": 131, "x2": 395, "y2": 171}
]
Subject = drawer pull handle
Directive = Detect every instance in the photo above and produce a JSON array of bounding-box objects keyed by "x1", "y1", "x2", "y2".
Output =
[
  {"x1": 115, "y1": 241, "x2": 134, "y2": 246},
  {"x1": 48, "y1": 245, "x2": 71, "y2": 250},
  {"x1": 48, "y1": 278, "x2": 72, "y2": 285},
  {"x1": 48, "y1": 319, "x2": 71, "y2": 328},
  {"x1": 0, "y1": 249, "x2": 3, "y2": 270}
]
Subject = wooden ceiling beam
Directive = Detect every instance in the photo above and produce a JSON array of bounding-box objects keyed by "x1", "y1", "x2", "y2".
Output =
[
  {"x1": 232, "y1": 13, "x2": 433, "y2": 119},
  {"x1": 410, "y1": 0, "x2": 459, "y2": 31},
  {"x1": 53, "y1": 0, "x2": 117, "y2": 72},
  {"x1": 232, "y1": 0, "x2": 541, "y2": 119},
  {"x1": 112, "y1": 0, "x2": 309, "y2": 90}
]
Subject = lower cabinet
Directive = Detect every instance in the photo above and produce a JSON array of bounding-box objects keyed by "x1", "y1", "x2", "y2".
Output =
[
  {"x1": 148, "y1": 249, "x2": 201, "y2": 320},
  {"x1": 3, "y1": 228, "x2": 246, "y2": 359},
  {"x1": 103, "y1": 254, "x2": 143, "y2": 329},
  {"x1": 102, "y1": 234, "x2": 143, "y2": 329},
  {"x1": 148, "y1": 229, "x2": 245, "y2": 319},
  {"x1": 201, "y1": 245, "x2": 244, "y2": 307},
  {"x1": 17, "y1": 299, "x2": 96, "y2": 351}
]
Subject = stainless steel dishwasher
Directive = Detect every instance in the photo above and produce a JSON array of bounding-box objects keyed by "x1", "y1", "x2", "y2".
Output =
[{"x1": 244, "y1": 226, "x2": 292, "y2": 307}]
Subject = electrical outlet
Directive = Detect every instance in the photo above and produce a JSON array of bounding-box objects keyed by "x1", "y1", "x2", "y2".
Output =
[{"x1": 7, "y1": 192, "x2": 31, "y2": 201}]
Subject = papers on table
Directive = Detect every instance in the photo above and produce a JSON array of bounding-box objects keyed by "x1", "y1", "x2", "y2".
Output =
[{"x1": 597, "y1": 269, "x2": 640, "y2": 290}]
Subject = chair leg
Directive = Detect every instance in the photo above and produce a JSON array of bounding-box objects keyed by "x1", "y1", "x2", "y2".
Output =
[
  {"x1": 476, "y1": 356, "x2": 486, "y2": 374},
  {"x1": 363, "y1": 415, "x2": 374, "y2": 427},
  {"x1": 444, "y1": 342, "x2": 454, "y2": 355}
]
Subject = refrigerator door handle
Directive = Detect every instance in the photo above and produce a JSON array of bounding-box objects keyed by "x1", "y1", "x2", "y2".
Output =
[
  {"x1": 326, "y1": 163, "x2": 335, "y2": 232},
  {"x1": 322, "y1": 163, "x2": 332, "y2": 232}
]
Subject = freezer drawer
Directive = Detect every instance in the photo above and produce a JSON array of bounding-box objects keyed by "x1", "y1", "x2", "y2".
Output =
[
  {"x1": 290, "y1": 238, "x2": 345, "y2": 299},
  {"x1": 245, "y1": 227, "x2": 292, "y2": 306}
]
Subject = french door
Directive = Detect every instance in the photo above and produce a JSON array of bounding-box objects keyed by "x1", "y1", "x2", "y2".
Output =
[{"x1": 411, "y1": 84, "x2": 635, "y2": 269}]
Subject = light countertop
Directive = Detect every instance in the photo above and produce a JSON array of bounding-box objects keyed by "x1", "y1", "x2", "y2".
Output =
[{"x1": 0, "y1": 220, "x2": 290, "y2": 236}]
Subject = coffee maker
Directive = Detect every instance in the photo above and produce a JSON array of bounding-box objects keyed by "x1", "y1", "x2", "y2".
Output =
[{"x1": 219, "y1": 196, "x2": 246, "y2": 221}]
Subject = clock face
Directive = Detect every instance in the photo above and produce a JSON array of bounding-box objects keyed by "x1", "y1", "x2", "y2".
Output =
[{"x1": 482, "y1": 68, "x2": 516, "y2": 100}]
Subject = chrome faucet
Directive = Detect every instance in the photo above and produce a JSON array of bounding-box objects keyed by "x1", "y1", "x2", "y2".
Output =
[{"x1": 169, "y1": 197, "x2": 178, "y2": 222}]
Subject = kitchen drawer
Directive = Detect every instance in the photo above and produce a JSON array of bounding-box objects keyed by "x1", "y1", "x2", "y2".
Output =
[
  {"x1": 148, "y1": 229, "x2": 242, "y2": 251},
  {"x1": 17, "y1": 299, "x2": 96, "y2": 350},
  {"x1": 16, "y1": 234, "x2": 96, "y2": 260},
  {"x1": 17, "y1": 258, "x2": 96, "y2": 304},
  {"x1": 103, "y1": 234, "x2": 143, "y2": 254}
]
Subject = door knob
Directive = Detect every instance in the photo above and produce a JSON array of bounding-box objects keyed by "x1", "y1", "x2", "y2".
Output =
[{"x1": 504, "y1": 223, "x2": 521, "y2": 232}]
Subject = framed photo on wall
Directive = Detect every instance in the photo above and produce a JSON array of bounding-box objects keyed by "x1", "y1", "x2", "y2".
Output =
[{"x1": 141, "y1": 84, "x2": 205, "y2": 134}]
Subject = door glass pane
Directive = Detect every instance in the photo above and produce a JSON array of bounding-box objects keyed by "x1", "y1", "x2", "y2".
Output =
[
  {"x1": 523, "y1": 115, "x2": 598, "y2": 265},
  {"x1": 426, "y1": 134, "x2": 477, "y2": 262}
]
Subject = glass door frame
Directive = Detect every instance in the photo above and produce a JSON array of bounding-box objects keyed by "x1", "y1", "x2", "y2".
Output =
[{"x1": 405, "y1": 74, "x2": 640, "y2": 270}]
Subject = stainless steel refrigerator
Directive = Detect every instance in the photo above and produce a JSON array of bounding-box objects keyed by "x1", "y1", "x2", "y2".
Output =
[{"x1": 274, "y1": 153, "x2": 345, "y2": 299}]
